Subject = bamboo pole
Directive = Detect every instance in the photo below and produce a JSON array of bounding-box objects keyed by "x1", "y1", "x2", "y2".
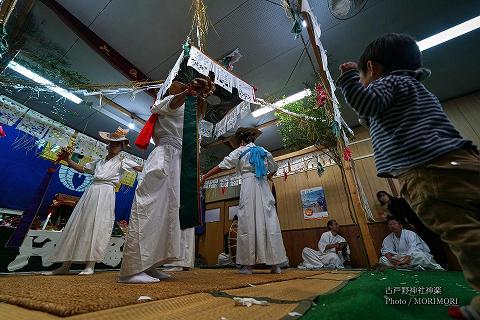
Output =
[{"x1": 301, "y1": 11, "x2": 379, "y2": 266}]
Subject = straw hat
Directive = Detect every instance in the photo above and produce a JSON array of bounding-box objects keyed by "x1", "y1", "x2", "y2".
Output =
[
  {"x1": 230, "y1": 127, "x2": 262, "y2": 148},
  {"x1": 98, "y1": 127, "x2": 130, "y2": 147}
]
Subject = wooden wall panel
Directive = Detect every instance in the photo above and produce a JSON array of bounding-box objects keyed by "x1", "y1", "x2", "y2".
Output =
[
  {"x1": 281, "y1": 223, "x2": 381, "y2": 268},
  {"x1": 282, "y1": 222, "x2": 460, "y2": 269},
  {"x1": 273, "y1": 164, "x2": 354, "y2": 231},
  {"x1": 205, "y1": 185, "x2": 240, "y2": 203},
  {"x1": 197, "y1": 202, "x2": 226, "y2": 266},
  {"x1": 354, "y1": 159, "x2": 392, "y2": 220},
  {"x1": 443, "y1": 91, "x2": 480, "y2": 147}
]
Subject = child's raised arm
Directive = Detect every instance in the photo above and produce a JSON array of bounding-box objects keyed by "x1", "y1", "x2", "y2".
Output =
[{"x1": 336, "y1": 66, "x2": 396, "y2": 118}]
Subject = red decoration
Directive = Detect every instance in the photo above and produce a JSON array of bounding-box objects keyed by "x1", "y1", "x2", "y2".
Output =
[
  {"x1": 315, "y1": 84, "x2": 327, "y2": 107},
  {"x1": 221, "y1": 186, "x2": 227, "y2": 194},
  {"x1": 0, "y1": 125, "x2": 5, "y2": 138},
  {"x1": 343, "y1": 146, "x2": 353, "y2": 161},
  {"x1": 135, "y1": 112, "x2": 158, "y2": 150},
  {"x1": 283, "y1": 168, "x2": 288, "y2": 181}
]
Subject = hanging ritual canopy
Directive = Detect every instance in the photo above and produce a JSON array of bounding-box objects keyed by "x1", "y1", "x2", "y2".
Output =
[{"x1": 155, "y1": 42, "x2": 256, "y2": 229}]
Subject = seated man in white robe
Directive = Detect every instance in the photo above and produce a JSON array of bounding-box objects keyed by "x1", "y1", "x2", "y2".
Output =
[
  {"x1": 299, "y1": 220, "x2": 351, "y2": 269},
  {"x1": 379, "y1": 217, "x2": 443, "y2": 270}
]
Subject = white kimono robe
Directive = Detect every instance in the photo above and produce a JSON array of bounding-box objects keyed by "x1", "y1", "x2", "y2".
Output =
[
  {"x1": 218, "y1": 143, "x2": 287, "y2": 266},
  {"x1": 379, "y1": 229, "x2": 443, "y2": 270},
  {"x1": 50, "y1": 155, "x2": 138, "y2": 263},
  {"x1": 166, "y1": 227, "x2": 195, "y2": 268},
  {"x1": 300, "y1": 231, "x2": 350, "y2": 269},
  {"x1": 120, "y1": 95, "x2": 185, "y2": 277}
]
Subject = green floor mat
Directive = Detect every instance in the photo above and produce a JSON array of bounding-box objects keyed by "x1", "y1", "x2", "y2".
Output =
[{"x1": 301, "y1": 269, "x2": 479, "y2": 320}]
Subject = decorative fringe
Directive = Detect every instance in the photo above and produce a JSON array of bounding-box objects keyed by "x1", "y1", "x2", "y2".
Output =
[{"x1": 190, "y1": 0, "x2": 209, "y2": 51}]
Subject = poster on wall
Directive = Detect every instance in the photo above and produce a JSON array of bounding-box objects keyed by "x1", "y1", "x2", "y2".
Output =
[{"x1": 300, "y1": 186, "x2": 328, "y2": 220}]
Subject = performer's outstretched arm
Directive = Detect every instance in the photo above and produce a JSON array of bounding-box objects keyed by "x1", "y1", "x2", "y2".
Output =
[
  {"x1": 65, "y1": 157, "x2": 85, "y2": 173},
  {"x1": 201, "y1": 166, "x2": 225, "y2": 186}
]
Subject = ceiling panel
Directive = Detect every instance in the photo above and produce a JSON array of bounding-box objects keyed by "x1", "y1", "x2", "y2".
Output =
[
  {"x1": 3, "y1": 0, "x2": 479, "y2": 161},
  {"x1": 57, "y1": 0, "x2": 111, "y2": 26}
]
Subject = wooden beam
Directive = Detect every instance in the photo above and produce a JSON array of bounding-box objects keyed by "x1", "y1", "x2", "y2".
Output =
[
  {"x1": 302, "y1": 10, "x2": 379, "y2": 267},
  {"x1": 274, "y1": 145, "x2": 318, "y2": 161},
  {"x1": 387, "y1": 178, "x2": 399, "y2": 197},
  {"x1": 0, "y1": 0, "x2": 18, "y2": 25},
  {"x1": 39, "y1": 0, "x2": 156, "y2": 98}
]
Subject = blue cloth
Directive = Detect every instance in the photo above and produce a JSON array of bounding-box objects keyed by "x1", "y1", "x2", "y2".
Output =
[{"x1": 239, "y1": 146, "x2": 268, "y2": 179}]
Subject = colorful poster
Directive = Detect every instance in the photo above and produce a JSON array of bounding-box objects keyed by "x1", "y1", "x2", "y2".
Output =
[{"x1": 300, "y1": 186, "x2": 328, "y2": 220}]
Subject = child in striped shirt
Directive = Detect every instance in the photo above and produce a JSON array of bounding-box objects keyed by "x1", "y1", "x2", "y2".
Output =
[{"x1": 336, "y1": 33, "x2": 479, "y2": 320}]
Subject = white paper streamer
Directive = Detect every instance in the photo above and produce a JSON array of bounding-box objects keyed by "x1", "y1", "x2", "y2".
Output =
[
  {"x1": 0, "y1": 95, "x2": 29, "y2": 126},
  {"x1": 199, "y1": 119, "x2": 214, "y2": 138},
  {"x1": 187, "y1": 46, "x2": 212, "y2": 76},
  {"x1": 213, "y1": 63, "x2": 233, "y2": 92},
  {"x1": 16, "y1": 109, "x2": 50, "y2": 139},
  {"x1": 157, "y1": 51, "x2": 185, "y2": 100}
]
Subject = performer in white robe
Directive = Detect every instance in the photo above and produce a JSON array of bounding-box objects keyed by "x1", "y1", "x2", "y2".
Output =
[
  {"x1": 163, "y1": 228, "x2": 195, "y2": 271},
  {"x1": 299, "y1": 220, "x2": 350, "y2": 269},
  {"x1": 379, "y1": 217, "x2": 443, "y2": 270},
  {"x1": 202, "y1": 128, "x2": 287, "y2": 274},
  {"x1": 47, "y1": 128, "x2": 141, "y2": 275},
  {"x1": 119, "y1": 79, "x2": 212, "y2": 283}
]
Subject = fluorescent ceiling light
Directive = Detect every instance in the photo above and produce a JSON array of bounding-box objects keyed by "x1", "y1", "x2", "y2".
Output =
[
  {"x1": 127, "y1": 121, "x2": 135, "y2": 129},
  {"x1": 252, "y1": 89, "x2": 311, "y2": 118},
  {"x1": 302, "y1": 20, "x2": 307, "y2": 28},
  {"x1": 7, "y1": 61, "x2": 83, "y2": 104},
  {"x1": 417, "y1": 15, "x2": 480, "y2": 51},
  {"x1": 251, "y1": 106, "x2": 274, "y2": 118}
]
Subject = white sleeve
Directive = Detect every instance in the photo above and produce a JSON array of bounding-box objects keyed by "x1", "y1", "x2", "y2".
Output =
[
  {"x1": 266, "y1": 152, "x2": 278, "y2": 173},
  {"x1": 381, "y1": 235, "x2": 396, "y2": 256},
  {"x1": 406, "y1": 231, "x2": 430, "y2": 255},
  {"x1": 83, "y1": 160, "x2": 98, "y2": 175},
  {"x1": 150, "y1": 95, "x2": 176, "y2": 114},
  {"x1": 318, "y1": 233, "x2": 329, "y2": 253},
  {"x1": 121, "y1": 158, "x2": 140, "y2": 173},
  {"x1": 218, "y1": 148, "x2": 242, "y2": 170}
]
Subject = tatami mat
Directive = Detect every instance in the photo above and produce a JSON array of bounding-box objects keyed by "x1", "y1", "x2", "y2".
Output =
[{"x1": 0, "y1": 269, "x2": 360, "y2": 320}]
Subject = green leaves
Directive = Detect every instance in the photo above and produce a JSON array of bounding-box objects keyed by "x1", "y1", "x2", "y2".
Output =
[{"x1": 276, "y1": 86, "x2": 337, "y2": 153}]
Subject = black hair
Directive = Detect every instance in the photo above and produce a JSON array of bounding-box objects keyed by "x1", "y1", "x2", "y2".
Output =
[
  {"x1": 386, "y1": 216, "x2": 402, "y2": 224},
  {"x1": 358, "y1": 33, "x2": 422, "y2": 75},
  {"x1": 327, "y1": 219, "x2": 336, "y2": 230},
  {"x1": 238, "y1": 132, "x2": 256, "y2": 144},
  {"x1": 376, "y1": 190, "x2": 393, "y2": 205}
]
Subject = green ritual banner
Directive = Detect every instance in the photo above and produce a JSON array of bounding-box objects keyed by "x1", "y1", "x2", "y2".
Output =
[{"x1": 179, "y1": 95, "x2": 200, "y2": 229}]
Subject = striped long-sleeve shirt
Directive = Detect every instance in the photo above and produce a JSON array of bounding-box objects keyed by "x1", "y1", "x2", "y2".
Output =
[{"x1": 336, "y1": 68, "x2": 473, "y2": 178}]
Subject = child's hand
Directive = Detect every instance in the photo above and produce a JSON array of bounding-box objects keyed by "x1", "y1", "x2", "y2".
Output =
[{"x1": 339, "y1": 62, "x2": 358, "y2": 74}]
